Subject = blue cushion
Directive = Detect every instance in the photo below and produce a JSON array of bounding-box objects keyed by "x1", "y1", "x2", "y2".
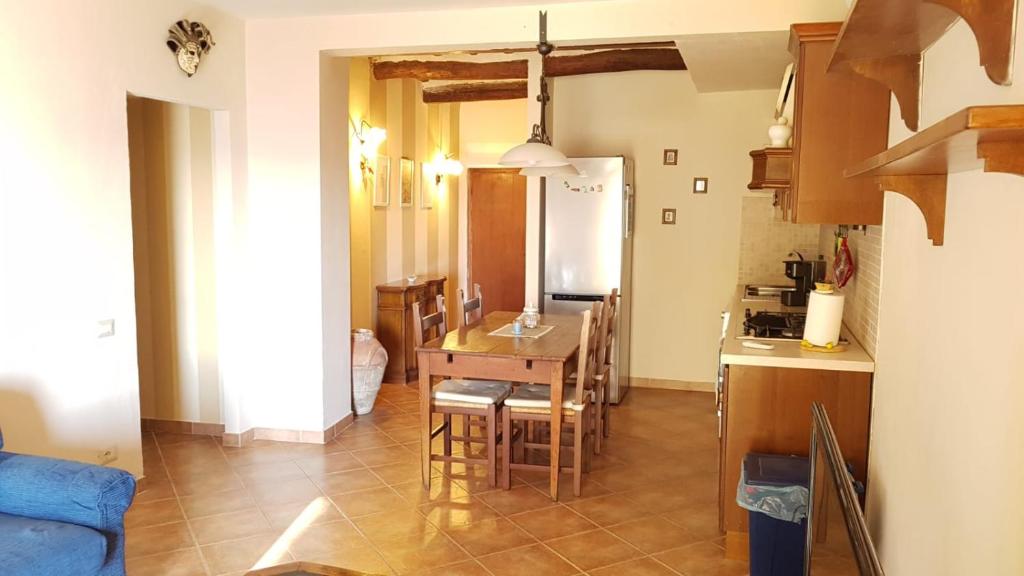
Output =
[{"x1": 0, "y1": 513, "x2": 107, "y2": 575}]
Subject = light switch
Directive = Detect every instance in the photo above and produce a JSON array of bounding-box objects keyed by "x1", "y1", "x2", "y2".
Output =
[
  {"x1": 97, "y1": 319, "x2": 115, "y2": 338},
  {"x1": 693, "y1": 177, "x2": 709, "y2": 194}
]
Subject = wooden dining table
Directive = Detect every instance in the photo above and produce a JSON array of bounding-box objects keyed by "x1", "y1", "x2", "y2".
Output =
[{"x1": 416, "y1": 310, "x2": 584, "y2": 500}]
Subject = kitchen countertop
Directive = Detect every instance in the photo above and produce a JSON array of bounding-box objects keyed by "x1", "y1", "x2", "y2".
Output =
[{"x1": 720, "y1": 285, "x2": 875, "y2": 373}]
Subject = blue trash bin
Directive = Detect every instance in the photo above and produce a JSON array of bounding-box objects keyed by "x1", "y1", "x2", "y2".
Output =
[{"x1": 737, "y1": 453, "x2": 810, "y2": 576}]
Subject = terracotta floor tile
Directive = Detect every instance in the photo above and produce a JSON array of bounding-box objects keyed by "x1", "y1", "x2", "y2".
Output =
[
  {"x1": 660, "y1": 501, "x2": 722, "y2": 541},
  {"x1": 353, "y1": 509, "x2": 438, "y2": 543},
  {"x1": 180, "y1": 488, "x2": 257, "y2": 519},
  {"x1": 443, "y1": 517, "x2": 537, "y2": 557},
  {"x1": 477, "y1": 543, "x2": 578, "y2": 576},
  {"x1": 134, "y1": 477, "x2": 177, "y2": 504},
  {"x1": 233, "y1": 461, "x2": 307, "y2": 485},
  {"x1": 419, "y1": 495, "x2": 502, "y2": 529},
  {"x1": 351, "y1": 445, "x2": 417, "y2": 467},
  {"x1": 407, "y1": 559, "x2": 491, "y2": 576},
  {"x1": 304, "y1": 547, "x2": 396, "y2": 575},
  {"x1": 260, "y1": 496, "x2": 345, "y2": 531},
  {"x1": 476, "y1": 485, "x2": 558, "y2": 516},
  {"x1": 589, "y1": 556, "x2": 682, "y2": 576},
  {"x1": 653, "y1": 541, "x2": 749, "y2": 576},
  {"x1": 390, "y1": 479, "x2": 468, "y2": 506},
  {"x1": 313, "y1": 468, "x2": 386, "y2": 495},
  {"x1": 285, "y1": 519, "x2": 365, "y2": 558},
  {"x1": 247, "y1": 476, "x2": 325, "y2": 506},
  {"x1": 191, "y1": 508, "x2": 273, "y2": 545},
  {"x1": 607, "y1": 516, "x2": 700, "y2": 554},
  {"x1": 374, "y1": 531, "x2": 470, "y2": 575},
  {"x1": 293, "y1": 451, "x2": 364, "y2": 476},
  {"x1": 546, "y1": 528, "x2": 644, "y2": 571},
  {"x1": 331, "y1": 486, "x2": 413, "y2": 518},
  {"x1": 125, "y1": 547, "x2": 207, "y2": 576},
  {"x1": 566, "y1": 494, "x2": 649, "y2": 527},
  {"x1": 126, "y1": 390, "x2": 726, "y2": 576},
  {"x1": 126, "y1": 498, "x2": 184, "y2": 529},
  {"x1": 200, "y1": 533, "x2": 289, "y2": 575},
  {"x1": 507, "y1": 506, "x2": 598, "y2": 541},
  {"x1": 384, "y1": 425, "x2": 422, "y2": 443},
  {"x1": 335, "y1": 430, "x2": 400, "y2": 451},
  {"x1": 125, "y1": 521, "x2": 195, "y2": 559}
]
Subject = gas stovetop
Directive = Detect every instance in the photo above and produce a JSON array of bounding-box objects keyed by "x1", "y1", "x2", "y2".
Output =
[{"x1": 737, "y1": 309, "x2": 806, "y2": 341}]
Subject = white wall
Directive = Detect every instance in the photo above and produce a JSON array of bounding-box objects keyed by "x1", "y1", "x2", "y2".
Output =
[
  {"x1": 866, "y1": 20, "x2": 1024, "y2": 576},
  {"x1": 553, "y1": 71, "x2": 776, "y2": 383},
  {"x1": 0, "y1": 1, "x2": 247, "y2": 476}
]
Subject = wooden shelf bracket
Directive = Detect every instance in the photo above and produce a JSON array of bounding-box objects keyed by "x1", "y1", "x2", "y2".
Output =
[
  {"x1": 875, "y1": 175, "x2": 947, "y2": 246},
  {"x1": 929, "y1": 0, "x2": 1016, "y2": 86},
  {"x1": 829, "y1": 0, "x2": 1018, "y2": 132},
  {"x1": 977, "y1": 140, "x2": 1024, "y2": 176}
]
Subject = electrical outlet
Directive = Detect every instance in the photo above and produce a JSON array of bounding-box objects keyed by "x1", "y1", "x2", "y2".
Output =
[
  {"x1": 693, "y1": 177, "x2": 709, "y2": 194},
  {"x1": 97, "y1": 446, "x2": 118, "y2": 465},
  {"x1": 662, "y1": 208, "x2": 677, "y2": 225}
]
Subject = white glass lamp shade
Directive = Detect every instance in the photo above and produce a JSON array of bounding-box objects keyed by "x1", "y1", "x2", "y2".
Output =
[
  {"x1": 519, "y1": 162, "x2": 580, "y2": 177},
  {"x1": 499, "y1": 141, "x2": 571, "y2": 168},
  {"x1": 440, "y1": 158, "x2": 464, "y2": 176}
]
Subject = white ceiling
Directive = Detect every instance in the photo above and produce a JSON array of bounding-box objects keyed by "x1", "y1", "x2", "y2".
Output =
[
  {"x1": 203, "y1": 0, "x2": 601, "y2": 19},
  {"x1": 675, "y1": 31, "x2": 792, "y2": 93}
]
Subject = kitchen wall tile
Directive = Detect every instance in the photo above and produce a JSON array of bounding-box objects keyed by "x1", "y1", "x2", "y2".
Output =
[{"x1": 737, "y1": 195, "x2": 822, "y2": 285}]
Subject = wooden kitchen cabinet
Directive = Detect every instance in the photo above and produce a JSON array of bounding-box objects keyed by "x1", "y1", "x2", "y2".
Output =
[
  {"x1": 784, "y1": 22, "x2": 890, "y2": 225},
  {"x1": 376, "y1": 275, "x2": 447, "y2": 384},
  {"x1": 719, "y1": 364, "x2": 872, "y2": 560}
]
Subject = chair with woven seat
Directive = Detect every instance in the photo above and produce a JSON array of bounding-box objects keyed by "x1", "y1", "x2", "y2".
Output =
[
  {"x1": 456, "y1": 283, "x2": 484, "y2": 327},
  {"x1": 566, "y1": 290, "x2": 616, "y2": 454},
  {"x1": 413, "y1": 295, "x2": 510, "y2": 487},
  {"x1": 501, "y1": 303, "x2": 600, "y2": 497}
]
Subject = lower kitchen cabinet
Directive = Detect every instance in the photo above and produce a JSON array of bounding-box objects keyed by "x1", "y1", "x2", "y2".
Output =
[{"x1": 718, "y1": 364, "x2": 872, "y2": 559}]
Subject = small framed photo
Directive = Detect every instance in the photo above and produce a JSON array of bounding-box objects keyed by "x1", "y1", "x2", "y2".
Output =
[
  {"x1": 419, "y1": 162, "x2": 433, "y2": 209},
  {"x1": 373, "y1": 155, "x2": 390, "y2": 207},
  {"x1": 400, "y1": 157, "x2": 414, "y2": 207},
  {"x1": 663, "y1": 149, "x2": 678, "y2": 165}
]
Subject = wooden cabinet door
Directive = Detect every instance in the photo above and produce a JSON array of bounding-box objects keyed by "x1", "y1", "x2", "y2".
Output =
[
  {"x1": 789, "y1": 23, "x2": 890, "y2": 225},
  {"x1": 468, "y1": 168, "x2": 526, "y2": 314}
]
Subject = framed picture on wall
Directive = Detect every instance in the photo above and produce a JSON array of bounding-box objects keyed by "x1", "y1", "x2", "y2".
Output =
[
  {"x1": 400, "y1": 157, "x2": 414, "y2": 207},
  {"x1": 419, "y1": 162, "x2": 433, "y2": 209},
  {"x1": 373, "y1": 155, "x2": 390, "y2": 207}
]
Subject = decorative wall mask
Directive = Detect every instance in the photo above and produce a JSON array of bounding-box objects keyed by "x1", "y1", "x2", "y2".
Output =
[{"x1": 166, "y1": 20, "x2": 215, "y2": 77}]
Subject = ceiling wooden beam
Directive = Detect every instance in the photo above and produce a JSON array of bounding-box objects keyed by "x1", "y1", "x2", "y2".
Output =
[
  {"x1": 384, "y1": 41, "x2": 677, "y2": 58},
  {"x1": 544, "y1": 48, "x2": 686, "y2": 77},
  {"x1": 373, "y1": 59, "x2": 527, "y2": 81},
  {"x1": 422, "y1": 81, "x2": 528, "y2": 103}
]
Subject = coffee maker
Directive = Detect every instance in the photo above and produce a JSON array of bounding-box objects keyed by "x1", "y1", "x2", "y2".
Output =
[{"x1": 782, "y1": 257, "x2": 827, "y2": 307}]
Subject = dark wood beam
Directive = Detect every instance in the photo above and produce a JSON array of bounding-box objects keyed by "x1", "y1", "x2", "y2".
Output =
[
  {"x1": 544, "y1": 48, "x2": 686, "y2": 77},
  {"x1": 422, "y1": 81, "x2": 527, "y2": 103},
  {"x1": 382, "y1": 41, "x2": 677, "y2": 58},
  {"x1": 373, "y1": 59, "x2": 527, "y2": 81}
]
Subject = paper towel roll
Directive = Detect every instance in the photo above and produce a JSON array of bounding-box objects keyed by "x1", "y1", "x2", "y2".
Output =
[{"x1": 804, "y1": 290, "x2": 845, "y2": 347}]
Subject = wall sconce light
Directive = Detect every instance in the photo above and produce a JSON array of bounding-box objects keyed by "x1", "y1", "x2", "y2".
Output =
[
  {"x1": 350, "y1": 118, "x2": 386, "y2": 175},
  {"x1": 431, "y1": 152, "x2": 463, "y2": 185}
]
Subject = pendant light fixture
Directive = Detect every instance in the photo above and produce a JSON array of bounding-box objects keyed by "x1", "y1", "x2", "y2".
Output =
[{"x1": 499, "y1": 11, "x2": 570, "y2": 170}]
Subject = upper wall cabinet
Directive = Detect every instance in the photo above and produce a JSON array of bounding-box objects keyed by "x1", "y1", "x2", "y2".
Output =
[
  {"x1": 786, "y1": 23, "x2": 891, "y2": 225},
  {"x1": 827, "y1": 0, "x2": 1017, "y2": 132}
]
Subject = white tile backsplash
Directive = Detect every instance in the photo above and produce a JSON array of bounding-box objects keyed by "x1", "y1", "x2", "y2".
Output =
[
  {"x1": 818, "y1": 224, "x2": 882, "y2": 357},
  {"x1": 737, "y1": 195, "x2": 822, "y2": 285}
]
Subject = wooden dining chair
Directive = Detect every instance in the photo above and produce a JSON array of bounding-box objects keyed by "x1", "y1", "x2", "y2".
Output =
[
  {"x1": 457, "y1": 283, "x2": 483, "y2": 327},
  {"x1": 501, "y1": 303, "x2": 600, "y2": 497},
  {"x1": 413, "y1": 295, "x2": 511, "y2": 487},
  {"x1": 596, "y1": 288, "x2": 618, "y2": 442}
]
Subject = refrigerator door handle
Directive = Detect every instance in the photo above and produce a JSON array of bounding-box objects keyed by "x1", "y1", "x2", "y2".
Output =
[{"x1": 549, "y1": 293, "x2": 606, "y2": 302}]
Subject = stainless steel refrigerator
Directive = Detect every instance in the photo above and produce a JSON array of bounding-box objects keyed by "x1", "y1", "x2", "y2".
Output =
[{"x1": 543, "y1": 156, "x2": 634, "y2": 403}]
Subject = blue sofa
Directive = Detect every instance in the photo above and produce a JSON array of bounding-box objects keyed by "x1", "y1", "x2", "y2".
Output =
[{"x1": 0, "y1": 429, "x2": 136, "y2": 576}]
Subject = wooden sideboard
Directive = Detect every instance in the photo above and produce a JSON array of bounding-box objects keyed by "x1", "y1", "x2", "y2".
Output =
[{"x1": 376, "y1": 275, "x2": 447, "y2": 384}]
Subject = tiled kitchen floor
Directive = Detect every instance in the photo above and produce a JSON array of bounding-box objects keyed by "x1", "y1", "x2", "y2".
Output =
[{"x1": 126, "y1": 387, "x2": 746, "y2": 576}]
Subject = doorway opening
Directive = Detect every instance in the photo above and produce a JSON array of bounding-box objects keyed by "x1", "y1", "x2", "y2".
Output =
[{"x1": 126, "y1": 95, "x2": 228, "y2": 438}]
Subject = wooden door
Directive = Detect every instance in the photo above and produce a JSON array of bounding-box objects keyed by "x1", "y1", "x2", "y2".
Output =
[{"x1": 468, "y1": 168, "x2": 527, "y2": 314}]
